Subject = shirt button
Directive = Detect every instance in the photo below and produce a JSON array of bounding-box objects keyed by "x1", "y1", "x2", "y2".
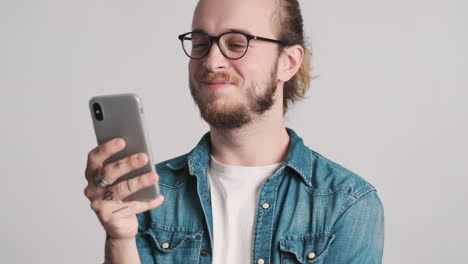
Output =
[
  {"x1": 257, "y1": 259, "x2": 265, "y2": 264},
  {"x1": 307, "y1": 252, "x2": 316, "y2": 259},
  {"x1": 262, "y1": 203, "x2": 270, "y2": 209},
  {"x1": 161, "y1": 242, "x2": 170, "y2": 249},
  {"x1": 200, "y1": 250, "x2": 209, "y2": 256}
]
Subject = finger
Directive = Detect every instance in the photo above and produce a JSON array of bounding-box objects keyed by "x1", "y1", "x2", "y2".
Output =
[
  {"x1": 89, "y1": 190, "x2": 131, "y2": 221},
  {"x1": 84, "y1": 183, "x2": 98, "y2": 200},
  {"x1": 85, "y1": 138, "x2": 125, "y2": 180},
  {"x1": 108, "y1": 171, "x2": 158, "y2": 201},
  {"x1": 111, "y1": 195, "x2": 165, "y2": 218},
  {"x1": 86, "y1": 170, "x2": 157, "y2": 212},
  {"x1": 84, "y1": 179, "x2": 108, "y2": 201},
  {"x1": 99, "y1": 152, "x2": 149, "y2": 185}
]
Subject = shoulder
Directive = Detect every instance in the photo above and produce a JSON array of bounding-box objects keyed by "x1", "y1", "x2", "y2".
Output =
[
  {"x1": 285, "y1": 128, "x2": 377, "y2": 200},
  {"x1": 156, "y1": 153, "x2": 189, "y2": 172},
  {"x1": 154, "y1": 153, "x2": 191, "y2": 188},
  {"x1": 306, "y1": 149, "x2": 384, "y2": 222},
  {"x1": 308, "y1": 149, "x2": 377, "y2": 200}
]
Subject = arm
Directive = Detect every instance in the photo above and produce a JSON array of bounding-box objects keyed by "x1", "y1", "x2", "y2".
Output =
[
  {"x1": 83, "y1": 138, "x2": 164, "y2": 264},
  {"x1": 324, "y1": 191, "x2": 385, "y2": 263},
  {"x1": 104, "y1": 236, "x2": 140, "y2": 264}
]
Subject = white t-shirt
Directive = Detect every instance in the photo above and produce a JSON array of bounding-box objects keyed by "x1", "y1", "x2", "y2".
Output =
[{"x1": 207, "y1": 156, "x2": 281, "y2": 264}]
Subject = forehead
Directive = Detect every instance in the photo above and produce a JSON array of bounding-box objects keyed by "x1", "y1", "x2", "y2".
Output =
[{"x1": 192, "y1": 0, "x2": 278, "y2": 36}]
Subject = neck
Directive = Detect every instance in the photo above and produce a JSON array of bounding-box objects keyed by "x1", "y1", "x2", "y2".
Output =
[{"x1": 209, "y1": 98, "x2": 290, "y2": 167}]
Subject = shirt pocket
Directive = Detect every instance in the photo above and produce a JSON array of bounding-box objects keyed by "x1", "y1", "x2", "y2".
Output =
[
  {"x1": 143, "y1": 225, "x2": 203, "y2": 263},
  {"x1": 279, "y1": 233, "x2": 335, "y2": 264}
]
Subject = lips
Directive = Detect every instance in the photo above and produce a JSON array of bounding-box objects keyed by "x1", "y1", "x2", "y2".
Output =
[
  {"x1": 196, "y1": 71, "x2": 240, "y2": 91},
  {"x1": 202, "y1": 80, "x2": 234, "y2": 85},
  {"x1": 201, "y1": 79, "x2": 236, "y2": 90}
]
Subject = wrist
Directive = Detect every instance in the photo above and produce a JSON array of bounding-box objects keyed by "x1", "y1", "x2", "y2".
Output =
[
  {"x1": 107, "y1": 237, "x2": 136, "y2": 247},
  {"x1": 106, "y1": 231, "x2": 136, "y2": 242},
  {"x1": 104, "y1": 236, "x2": 139, "y2": 264}
]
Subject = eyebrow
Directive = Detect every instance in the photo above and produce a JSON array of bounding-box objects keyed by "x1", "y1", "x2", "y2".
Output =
[
  {"x1": 191, "y1": 28, "x2": 253, "y2": 36},
  {"x1": 192, "y1": 28, "x2": 207, "y2": 34}
]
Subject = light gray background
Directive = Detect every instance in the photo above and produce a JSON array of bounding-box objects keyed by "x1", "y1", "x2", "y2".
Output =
[{"x1": 1, "y1": 0, "x2": 467, "y2": 263}]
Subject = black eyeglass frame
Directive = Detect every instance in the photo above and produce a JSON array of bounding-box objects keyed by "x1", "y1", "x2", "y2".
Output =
[{"x1": 178, "y1": 31, "x2": 286, "y2": 60}]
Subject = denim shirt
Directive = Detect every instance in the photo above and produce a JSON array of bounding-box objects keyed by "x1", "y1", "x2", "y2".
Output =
[{"x1": 136, "y1": 128, "x2": 384, "y2": 264}]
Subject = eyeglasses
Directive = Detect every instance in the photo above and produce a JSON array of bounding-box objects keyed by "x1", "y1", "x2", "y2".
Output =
[{"x1": 178, "y1": 31, "x2": 285, "y2": 60}]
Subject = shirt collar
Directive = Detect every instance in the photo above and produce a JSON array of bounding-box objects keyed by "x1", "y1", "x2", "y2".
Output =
[
  {"x1": 165, "y1": 128, "x2": 313, "y2": 186},
  {"x1": 282, "y1": 128, "x2": 313, "y2": 187}
]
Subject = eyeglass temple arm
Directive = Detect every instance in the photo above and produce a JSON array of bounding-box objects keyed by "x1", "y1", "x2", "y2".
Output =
[
  {"x1": 178, "y1": 36, "x2": 192, "y2": 41},
  {"x1": 251, "y1": 35, "x2": 285, "y2": 45}
]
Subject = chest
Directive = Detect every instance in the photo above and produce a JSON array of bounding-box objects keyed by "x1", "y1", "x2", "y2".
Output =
[{"x1": 137, "y1": 171, "x2": 343, "y2": 264}]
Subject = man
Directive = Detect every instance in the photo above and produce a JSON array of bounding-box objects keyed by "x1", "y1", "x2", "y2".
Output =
[{"x1": 84, "y1": 0, "x2": 384, "y2": 263}]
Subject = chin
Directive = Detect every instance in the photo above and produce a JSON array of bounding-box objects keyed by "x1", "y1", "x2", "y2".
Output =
[{"x1": 207, "y1": 99, "x2": 240, "y2": 112}]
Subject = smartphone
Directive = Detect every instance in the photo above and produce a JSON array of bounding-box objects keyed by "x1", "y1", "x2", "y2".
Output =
[{"x1": 89, "y1": 93, "x2": 159, "y2": 201}]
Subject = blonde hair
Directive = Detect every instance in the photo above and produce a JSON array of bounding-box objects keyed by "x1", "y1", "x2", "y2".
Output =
[{"x1": 275, "y1": 0, "x2": 315, "y2": 113}]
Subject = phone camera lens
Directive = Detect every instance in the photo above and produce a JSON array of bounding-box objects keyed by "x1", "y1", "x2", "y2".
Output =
[{"x1": 93, "y1": 103, "x2": 104, "y2": 121}]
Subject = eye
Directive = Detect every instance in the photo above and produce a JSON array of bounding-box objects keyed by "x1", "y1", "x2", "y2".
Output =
[
  {"x1": 228, "y1": 43, "x2": 246, "y2": 48},
  {"x1": 193, "y1": 42, "x2": 209, "y2": 49},
  {"x1": 226, "y1": 41, "x2": 247, "y2": 52}
]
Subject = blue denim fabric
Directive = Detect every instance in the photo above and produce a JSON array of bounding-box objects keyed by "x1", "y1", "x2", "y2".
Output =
[{"x1": 136, "y1": 128, "x2": 384, "y2": 263}]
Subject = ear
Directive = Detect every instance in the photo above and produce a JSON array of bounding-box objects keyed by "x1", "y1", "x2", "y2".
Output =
[{"x1": 277, "y1": 44, "x2": 304, "y2": 83}]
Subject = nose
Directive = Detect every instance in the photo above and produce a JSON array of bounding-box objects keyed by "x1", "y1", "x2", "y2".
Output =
[{"x1": 202, "y1": 41, "x2": 229, "y2": 72}]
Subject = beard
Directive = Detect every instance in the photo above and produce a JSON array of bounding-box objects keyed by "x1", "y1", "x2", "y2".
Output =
[{"x1": 189, "y1": 61, "x2": 279, "y2": 129}]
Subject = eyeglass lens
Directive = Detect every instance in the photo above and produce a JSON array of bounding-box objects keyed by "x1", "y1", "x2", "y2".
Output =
[{"x1": 182, "y1": 32, "x2": 248, "y2": 59}]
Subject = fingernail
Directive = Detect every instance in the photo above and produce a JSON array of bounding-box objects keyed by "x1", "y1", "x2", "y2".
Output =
[
  {"x1": 137, "y1": 153, "x2": 147, "y2": 163},
  {"x1": 148, "y1": 172, "x2": 156, "y2": 180},
  {"x1": 115, "y1": 138, "x2": 124, "y2": 147}
]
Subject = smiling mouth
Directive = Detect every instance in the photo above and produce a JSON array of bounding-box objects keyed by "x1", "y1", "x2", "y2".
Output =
[{"x1": 201, "y1": 80, "x2": 236, "y2": 90}]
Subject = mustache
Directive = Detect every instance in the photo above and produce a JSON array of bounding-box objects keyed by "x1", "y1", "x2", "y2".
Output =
[{"x1": 197, "y1": 71, "x2": 241, "y2": 84}]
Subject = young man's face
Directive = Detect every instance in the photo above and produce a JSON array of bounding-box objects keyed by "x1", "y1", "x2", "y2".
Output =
[{"x1": 189, "y1": 0, "x2": 282, "y2": 129}]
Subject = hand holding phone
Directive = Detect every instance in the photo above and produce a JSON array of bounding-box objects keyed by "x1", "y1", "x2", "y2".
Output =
[
  {"x1": 83, "y1": 93, "x2": 164, "y2": 245},
  {"x1": 83, "y1": 137, "x2": 164, "y2": 262},
  {"x1": 89, "y1": 93, "x2": 160, "y2": 200}
]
